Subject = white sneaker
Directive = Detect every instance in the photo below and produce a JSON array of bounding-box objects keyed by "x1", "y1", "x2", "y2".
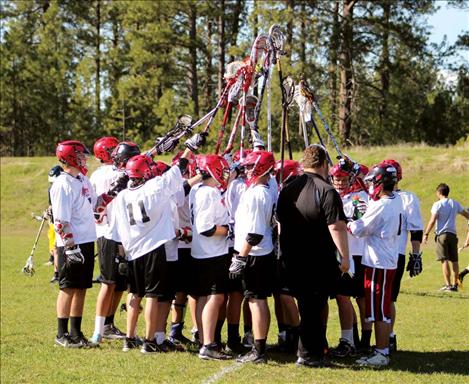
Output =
[{"x1": 357, "y1": 351, "x2": 389, "y2": 367}]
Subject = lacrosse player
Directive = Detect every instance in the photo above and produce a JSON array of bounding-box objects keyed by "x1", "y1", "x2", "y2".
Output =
[
  {"x1": 109, "y1": 133, "x2": 206, "y2": 354},
  {"x1": 189, "y1": 154, "x2": 233, "y2": 361},
  {"x1": 229, "y1": 151, "x2": 277, "y2": 364},
  {"x1": 89, "y1": 137, "x2": 127, "y2": 346},
  {"x1": 380, "y1": 159, "x2": 423, "y2": 352},
  {"x1": 348, "y1": 163, "x2": 404, "y2": 367},
  {"x1": 423, "y1": 183, "x2": 469, "y2": 291},
  {"x1": 50, "y1": 140, "x2": 97, "y2": 348},
  {"x1": 329, "y1": 162, "x2": 369, "y2": 357}
]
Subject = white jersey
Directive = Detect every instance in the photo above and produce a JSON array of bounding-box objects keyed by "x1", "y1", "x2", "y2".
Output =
[
  {"x1": 89, "y1": 165, "x2": 121, "y2": 239},
  {"x1": 225, "y1": 177, "x2": 247, "y2": 220},
  {"x1": 189, "y1": 183, "x2": 229, "y2": 259},
  {"x1": 342, "y1": 190, "x2": 369, "y2": 257},
  {"x1": 234, "y1": 183, "x2": 276, "y2": 256},
  {"x1": 164, "y1": 195, "x2": 180, "y2": 262},
  {"x1": 268, "y1": 175, "x2": 279, "y2": 203},
  {"x1": 109, "y1": 165, "x2": 183, "y2": 261},
  {"x1": 173, "y1": 185, "x2": 192, "y2": 250},
  {"x1": 50, "y1": 172, "x2": 97, "y2": 246},
  {"x1": 348, "y1": 193, "x2": 404, "y2": 270},
  {"x1": 397, "y1": 190, "x2": 423, "y2": 255}
]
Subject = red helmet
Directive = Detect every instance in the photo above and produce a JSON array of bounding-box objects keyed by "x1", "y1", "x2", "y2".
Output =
[
  {"x1": 196, "y1": 154, "x2": 230, "y2": 190},
  {"x1": 364, "y1": 163, "x2": 398, "y2": 201},
  {"x1": 381, "y1": 159, "x2": 402, "y2": 181},
  {"x1": 233, "y1": 149, "x2": 252, "y2": 163},
  {"x1": 275, "y1": 159, "x2": 301, "y2": 184},
  {"x1": 242, "y1": 150, "x2": 275, "y2": 187},
  {"x1": 330, "y1": 163, "x2": 353, "y2": 196},
  {"x1": 150, "y1": 160, "x2": 170, "y2": 178},
  {"x1": 125, "y1": 155, "x2": 153, "y2": 180},
  {"x1": 172, "y1": 151, "x2": 196, "y2": 178},
  {"x1": 93, "y1": 136, "x2": 119, "y2": 164},
  {"x1": 111, "y1": 141, "x2": 140, "y2": 170},
  {"x1": 56, "y1": 140, "x2": 90, "y2": 175}
]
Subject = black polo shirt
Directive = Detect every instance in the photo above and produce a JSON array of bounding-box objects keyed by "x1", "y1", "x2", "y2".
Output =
[{"x1": 276, "y1": 172, "x2": 346, "y2": 293}]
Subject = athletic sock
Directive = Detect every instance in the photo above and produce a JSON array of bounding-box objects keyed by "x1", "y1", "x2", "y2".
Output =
[
  {"x1": 215, "y1": 320, "x2": 224, "y2": 344},
  {"x1": 244, "y1": 324, "x2": 252, "y2": 334},
  {"x1": 361, "y1": 329, "x2": 372, "y2": 348},
  {"x1": 105, "y1": 314, "x2": 114, "y2": 325},
  {"x1": 353, "y1": 323, "x2": 360, "y2": 346},
  {"x1": 341, "y1": 329, "x2": 354, "y2": 346},
  {"x1": 227, "y1": 323, "x2": 240, "y2": 344},
  {"x1": 94, "y1": 316, "x2": 105, "y2": 336},
  {"x1": 57, "y1": 317, "x2": 69, "y2": 338},
  {"x1": 254, "y1": 339, "x2": 266, "y2": 355},
  {"x1": 154, "y1": 331, "x2": 165, "y2": 345},
  {"x1": 69, "y1": 316, "x2": 82, "y2": 338},
  {"x1": 170, "y1": 322, "x2": 183, "y2": 338}
]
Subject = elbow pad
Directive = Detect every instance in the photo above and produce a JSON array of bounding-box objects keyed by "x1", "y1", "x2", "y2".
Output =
[
  {"x1": 183, "y1": 180, "x2": 191, "y2": 196},
  {"x1": 200, "y1": 225, "x2": 217, "y2": 237},
  {"x1": 246, "y1": 233, "x2": 263, "y2": 246},
  {"x1": 410, "y1": 230, "x2": 423, "y2": 243}
]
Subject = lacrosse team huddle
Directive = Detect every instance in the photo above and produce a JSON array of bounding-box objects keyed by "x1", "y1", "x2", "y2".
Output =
[{"x1": 47, "y1": 129, "x2": 427, "y2": 368}]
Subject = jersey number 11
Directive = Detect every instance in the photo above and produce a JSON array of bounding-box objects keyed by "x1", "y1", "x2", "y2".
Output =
[{"x1": 127, "y1": 201, "x2": 150, "y2": 225}]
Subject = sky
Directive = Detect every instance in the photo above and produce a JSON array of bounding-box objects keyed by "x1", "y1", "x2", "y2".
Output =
[{"x1": 427, "y1": 1, "x2": 468, "y2": 61}]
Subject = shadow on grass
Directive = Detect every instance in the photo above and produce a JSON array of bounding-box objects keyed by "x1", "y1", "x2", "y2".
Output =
[
  {"x1": 400, "y1": 289, "x2": 469, "y2": 300},
  {"x1": 268, "y1": 350, "x2": 469, "y2": 375}
]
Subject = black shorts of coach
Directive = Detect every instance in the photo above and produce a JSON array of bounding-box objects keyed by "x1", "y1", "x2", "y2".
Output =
[
  {"x1": 57, "y1": 242, "x2": 95, "y2": 290},
  {"x1": 330, "y1": 255, "x2": 365, "y2": 299},
  {"x1": 97, "y1": 237, "x2": 127, "y2": 292},
  {"x1": 191, "y1": 254, "x2": 230, "y2": 297},
  {"x1": 273, "y1": 256, "x2": 294, "y2": 296},
  {"x1": 242, "y1": 252, "x2": 275, "y2": 300},
  {"x1": 128, "y1": 245, "x2": 173, "y2": 301}
]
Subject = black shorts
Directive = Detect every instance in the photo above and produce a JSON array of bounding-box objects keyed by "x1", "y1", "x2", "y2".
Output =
[
  {"x1": 57, "y1": 242, "x2": 95, "y2": 290},
  {"x1": 243, "y1": 252, "x2": 275, "y2": 300},
  {"x1": 128, "y1": 246, "x2": 173, "y2": 301},
  {"x1": 167, "y1": 248, "x2": 193, "y2": 294},
  {"x1": 273, "y1": 257, "x2": 293, "y2": 296},
  {"x1": 192, "y1": 254, "x2": 230, "y2": 297},
  {"x1": 391, "y1": 254, "x2": 406, "y2": 302},
  {"x1": 353, "y1": 255, "x2": 365, "y2": 298},
  {"x1": 97, "y1": 237, "x2": 127, "y2": 292}
]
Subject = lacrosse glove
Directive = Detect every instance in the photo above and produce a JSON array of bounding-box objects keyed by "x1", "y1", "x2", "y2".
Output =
[
  {"x1": 406, "y1": 252, "x2": 423, "y2": 277},
  {"x1": 185, "y1": 132, "x2": 208, "y2": 152},
  {"x1": 229, "y1": 254, "x2": 246, "y2": 280},
  {"x1": 65, "y1": 245, "x2": 85, "y2": 265}
]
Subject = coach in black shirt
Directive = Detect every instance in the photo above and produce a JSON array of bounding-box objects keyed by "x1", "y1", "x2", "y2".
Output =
[{"x1": 276, "y1": 144, "x2": 349, "y2": 367}]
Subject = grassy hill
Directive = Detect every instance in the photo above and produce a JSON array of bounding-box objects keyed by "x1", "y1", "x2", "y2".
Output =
[{"x1": 1, "y1": 143, "x2": 469, "y2": 383}]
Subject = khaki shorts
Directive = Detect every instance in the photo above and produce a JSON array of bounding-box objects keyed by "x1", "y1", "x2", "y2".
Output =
[{"x1": 436, "y1": 232, "x2": 458, "y2": 262}]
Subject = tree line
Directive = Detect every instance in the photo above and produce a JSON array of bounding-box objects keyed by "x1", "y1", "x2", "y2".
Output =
[{"x1": 1, "y1": 0, "x2": 468, "y2": 156}]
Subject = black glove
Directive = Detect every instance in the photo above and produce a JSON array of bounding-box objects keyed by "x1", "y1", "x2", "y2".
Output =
[
  {"x1": 108, "y1": 173, "x2": 129, "y2": 197},
  {"x1": 406, "y1": 252, "x2": 423, "y2": 277},
  {"x1": 65, "y1": 245, "x2": 85, "y2": 265},
  {"x1": 229, "y1": 254, "x2": 246, "y2": 280},
  {"x1": 155, "y1": 137, "x2": 179, "y2": 154},
  {"x1": 185, "y1": 132, "x2": 208, "y2": 152},
  {"x1": 116, "y1": 256, "x2": 129, "y2": 277}
]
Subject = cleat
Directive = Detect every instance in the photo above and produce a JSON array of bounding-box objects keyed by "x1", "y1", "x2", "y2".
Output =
[
  {"x1": 449, "y1": 284, "x2": 458, "y2": 292},
  {"x1": 242, "y1": 331, "x2": 254, "y2": 348},
  {"x1": 225, "y1": 341, "x2": 249, "y2": 355},
  {"x1": 330, "y1": 338, "x2": 356, "y2": 358},
  {"x1": 103, "y1": 324, "x2": 126, "y2": 340},
  {"x1": 141, "y1": 339, "x2": 160, "y2": 354},
  {"x1": 198, "y1": 344, "x2": 233, "y2": 360},
  {"x1": 122, "y1": 337, "x2": 140, "y2": 352},
  {"x1": 357, "y1": 350, "x2": 389, "y2": 367},
  {"x1": 439, "y1": 285, "x2": 451, "y2": 291},
  {"x1": 236, "y1": 348, "x2": 267, "y2": 364},
  {"x1": 296, "y1": 356, "x2": 332, "y2": 368},
  {"x1": 69, "y1": 332, "x2": 98, "y2": 349},
  {"x1": 89, "y1": 333, "x2": 103, "y2": 347},
  {"x1": 159, "y1": 339, "x2": 185, "y2": 352},
  {"x1": 55, "y1": 333, "x2": 71, "y2": 348}
]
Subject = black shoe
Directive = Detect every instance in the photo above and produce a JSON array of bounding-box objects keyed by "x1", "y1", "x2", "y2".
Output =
[
  {"x1": 226, "y1": 341, "x2": 249, "y2": 355},
  {"x1": 159, "y1": 339, "x2": 185, "y2": 352},
  {"x1": 459, "y1": 269, "x2": 468, "y2": 283},
  {"x1": 141, "y1": 339, "x2": 160, "y2": 354},
  {"x1": 55, "y1": 333, "x2": 71, "y2": 348},
  {"x1": 236, "y1": 348, "x2": 267, "y2": 364},
  {"x1": 198, "y1": 344, "x2": 233, "y2": 360},
  {"x1": 330, "y1": 338, "x2": 356, "y2": 358},
  {"x1": 69, "y1": 332, "x2": 98, "y2": 349},
  {"x1": 123, "y1": 337, "x2": 140, "y2": 352},
  {"x1": 389, "y1": 335, "x2": 397, "y2": 353},
  {"x1": 169, "y1": 332, "x2": 195, "y2": 346},
  {"x1": 296, "y1": 356, "x2": 332, "y2": 368},
  {"x1": 449, "y1": 284, "x2": 458, "y2": 292},
  {"x1": 103, "y1": 324, "x2": 126, "y2": 340}
]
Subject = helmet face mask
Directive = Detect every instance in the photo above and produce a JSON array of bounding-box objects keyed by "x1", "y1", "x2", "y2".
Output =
[
  {"x1": 56, "y1": 140, "x2": 90, "y2": 175},
  {"x1": 330, "y1": 163, "x2": 353, "y2": 196},
  {"x1": 381, "y1": 159, "x2": 402, "y2": 181},
  {"x1": 274, "y1": 159, "x2": 301, "y2": 185},
  {"x1": 364, "y1": 164, "x2": 397, "y2": 201},
  {"x1": 196, "y1": 154, "x2": 230, "y2": 191}
]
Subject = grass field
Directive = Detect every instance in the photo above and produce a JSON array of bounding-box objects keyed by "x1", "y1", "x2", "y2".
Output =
[{"x1": 1, "y1": 143, "x2": 469, "y2": 384}]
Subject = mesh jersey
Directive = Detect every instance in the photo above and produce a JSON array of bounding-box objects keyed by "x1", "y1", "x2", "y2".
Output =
[
  {"x1": 109, "y1": 165, "x2": 183, "y2": 261},
  {"x1": 89, "y1": 164, "x2": 121, "y2": 239},
  {"x1": 234, "y1": 183, "x2": 276, "y2": 256},
  {"x1": 50, "y1": 172, "x2": 97, "y2": 246},
  {"x1": 397, "y1": 190, "x2": 423, "y2": 254},
  {"x1": 348, "y1": 193, "x2": 404, "y2": 269},
  {"x1": 189, "y1": 183, "x2": 229, "y2": 259}
]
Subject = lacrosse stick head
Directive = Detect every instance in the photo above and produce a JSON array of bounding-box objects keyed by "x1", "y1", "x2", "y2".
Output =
[
  {"x1": 250, "y1": 34, "x2": 269, "y2": 68},
  {"x1": 268, "y1": 24, "x2": 285, "y2": 53},
  {"x1": 224, "y1": 60, "x2": 245, "y2": 81},
  {"x1": 22, "y1": 256, "x2": 35, "y2": 277},
  {"x1": 244, "y1": 95, "x2": 259, "y2": 128},
  {"x1": 175, "y1": 114, "x2": 193, "y2": 132}
]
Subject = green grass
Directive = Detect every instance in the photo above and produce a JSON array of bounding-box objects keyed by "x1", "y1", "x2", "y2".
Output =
[{"x1": 1, "y1": 144, "x2": 469, "y2": 383}]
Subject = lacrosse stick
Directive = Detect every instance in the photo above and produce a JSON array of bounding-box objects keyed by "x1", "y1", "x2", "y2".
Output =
[
  {"x1": 146, "y1": 114, "x2": 193, "y2": 157},
  {"x1": 223, "y1": 107, "x2": 242, "y2": 155},
  {"x1": 237, "y1": 63, "x2": 255, "y2": 161},
  {"x1": 282, "y1": 76, "x2": 295, "y2": 160},
  {"x1": 245, "y1": 95, "x2": 260, "y2": 147},
  {"x1": 22, "y1": 212, "x2": 47, "y2": 276}
]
